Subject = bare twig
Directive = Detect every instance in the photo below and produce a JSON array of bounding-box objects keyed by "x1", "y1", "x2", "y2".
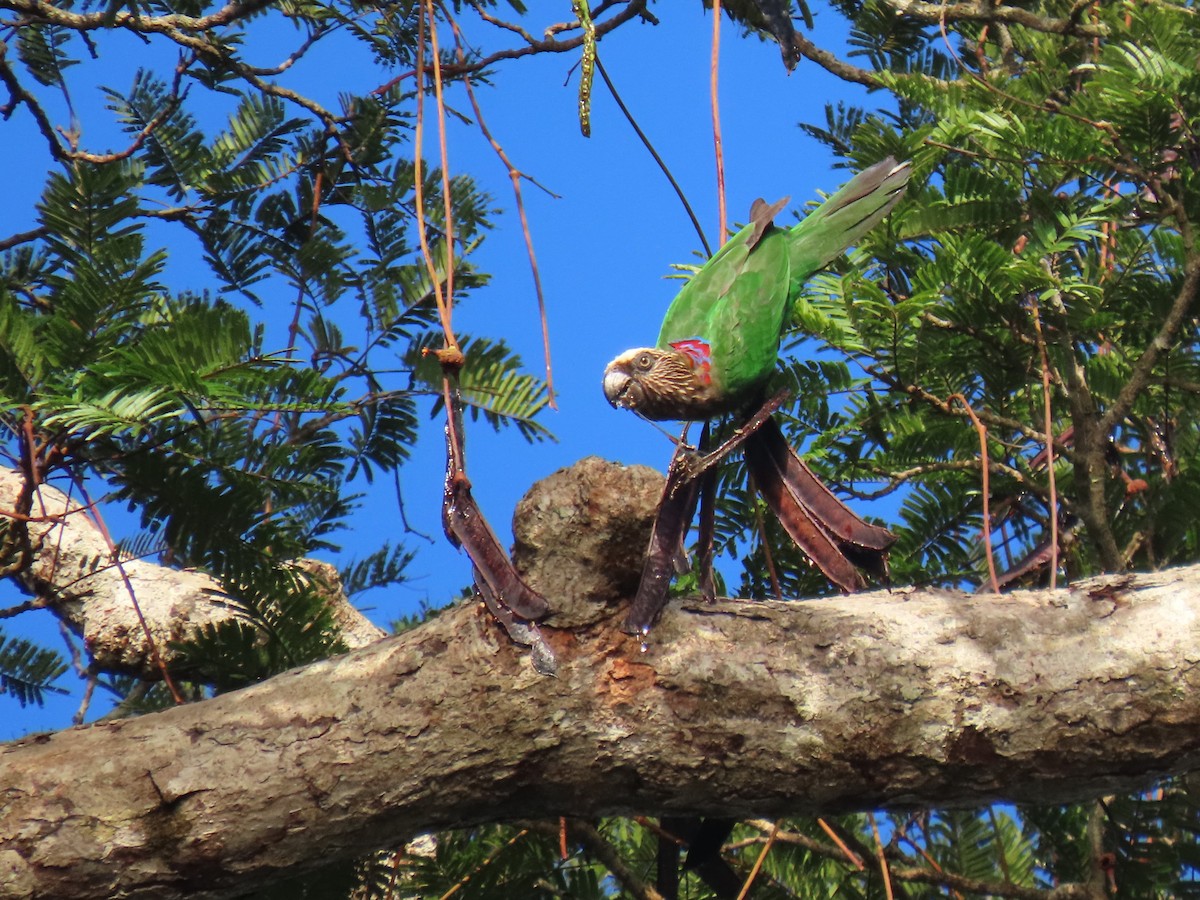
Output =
[
  {"x1": 1028, "y1": 294, "x2": 1060, "y2": 588},
  {"x1": 447, "y1": 8, "x2": 558, "y2": 407},
  {"x1": 710, "y1": 0, "x2": 726, "y2": 244},
  {"x1": 412, "y1": 2, "x2": 457, "y2": 352},
  {"x1": 550, "y1": 820, "x2": 667, "y2": 900},
  {"x1": 594, "y1": 54, "x2": 711, "y2": 257},
  {"x1": 950, "y1": 394, "x2": 1001, "y2": 593},
  {"x1": 870, "y1": 814, "x2": 895, "y2": 900},
  {"x1": 736, "y1": 820, "x2": 777, "y2": 900},
  {"x1": 816, "y1": 817, "x2": 865, "y2": 869}
]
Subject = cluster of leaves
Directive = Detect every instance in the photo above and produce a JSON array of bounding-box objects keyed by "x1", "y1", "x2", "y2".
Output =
[
  {"x1": 664, "y1": 1, "x2": 1200, "y2": 897},
  {"x1": 0, "y1": 2, "x2": 551, "y2": 701},
  {"x1": 340, "y1": 797, "x2": 1200, "y2": 899}
]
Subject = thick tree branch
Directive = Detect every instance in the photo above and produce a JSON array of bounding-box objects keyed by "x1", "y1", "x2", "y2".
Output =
[
  {"x1": 2, "y1": 554, "x2": 1200, "y2": 898},
  {"x1": 789, "y1": 26, "x2": 877, "y2": 87}
]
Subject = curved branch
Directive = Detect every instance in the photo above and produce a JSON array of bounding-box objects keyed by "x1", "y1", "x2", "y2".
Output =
[
  {"x1": 0, "y1": 0, "x2": 276, "y2": 37},
  {"x1": 0, "y1": 467, "x2": 383, "y2": 676},
  {"x1": 414, "y1": 0, "x2": 652, "y2": 80},
  {"x1": 0, "y1": 42, "x2": 64, "y2": 159},
  {"x1": 882, "y1": 0, "x2": 1108, "y2": 37},
  {"x1": 1099, "y1": 252, "x2": 1200, "y2": 437},
  {"x1": 870, "y1": 367, "x2": 1051, "y2": 446},
  {"x1": 790, "y1": 26, "x2": 877, "y2": 87}
]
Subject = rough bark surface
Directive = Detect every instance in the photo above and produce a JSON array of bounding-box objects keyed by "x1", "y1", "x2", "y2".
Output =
[
  {"x1": 2, "y1": 565, "x2": 1200, "y2": 899},
  {"x1": 0, "y1": 469, "x2": 383, "y2": 674},
  {"x1": 3, "y1": 457, "x2": 1200, "y2": 899},
  {"x1": 512, "y1": 455, "x2": 665, "y2": 626}
]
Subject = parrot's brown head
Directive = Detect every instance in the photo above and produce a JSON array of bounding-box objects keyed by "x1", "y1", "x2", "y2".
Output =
[{"x1": 602, "y1": 346, "x2": 725, "y2": 421}]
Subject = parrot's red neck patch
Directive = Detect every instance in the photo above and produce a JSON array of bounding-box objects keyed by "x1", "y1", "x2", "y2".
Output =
[{"x1": 670, "y1": 338, "x2": 712, "y2": 384}]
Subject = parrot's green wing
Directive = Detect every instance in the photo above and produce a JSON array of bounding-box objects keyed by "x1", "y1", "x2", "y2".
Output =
[
  {"x1": 653, "y1": 157, "x2": 909, "y2": 407},
  {"x1": 656, "y1": 198, "x2": 792, "y2": 402}
]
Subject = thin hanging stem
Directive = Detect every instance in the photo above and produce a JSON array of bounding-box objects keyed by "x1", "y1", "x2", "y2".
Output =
[
  {"x1": 412, "y1": 3, "x2": 458, "y2": 351},
  {"x1": 415, "y1": 0, "x2": 466, "y2": 476},
  {"x1": 594, "y1": 54, "x2": 711, "y2": 257},
  {"x1": 1029, "y1": 297, "x2": 1060, "y2": 589},
  {"x1": 426, "y1": 1, "x2": 456, "y2": 319},
  {"x1": 446, "y1": 7, "x2": 558, "y2": 406},
  {"x1": 710, "y1": 0, "x2": 727, "y2": 243},
  {"x1": 951, "y1": 394, "x2": 1001, "y2": 593}
]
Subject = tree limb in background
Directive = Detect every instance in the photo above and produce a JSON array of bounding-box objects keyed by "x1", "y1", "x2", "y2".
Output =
[{"x1": 0, "y1": 468, "x2": 384, "y2": 676}]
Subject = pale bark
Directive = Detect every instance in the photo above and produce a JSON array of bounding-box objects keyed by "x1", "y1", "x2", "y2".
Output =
[
  {"x1": 1, "y1": 564, "x2": 1200, "y2": 899},
  {"x1": 0, "y1": 469, "x2": 383, "y2": 674},
  {"x1": 3, "y1": 457, "x2": 1200, "y2": 898}
]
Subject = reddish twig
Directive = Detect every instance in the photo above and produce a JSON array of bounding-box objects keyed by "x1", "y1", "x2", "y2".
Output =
[
  {"x1": 899, "y1": 820, "x2": 964, "y2": 900},
  {"x1": 412, "y1": 3, "x2": 458, "y2": 352},
  {"x1": 426, "y1": 3, "x2": 456, "y2": 322},
  {"x1": 817, "y1": 817, "x2": 865, "y2": 870},
  {"x1": 710, "y1": 0, "x2": 726, "y2": 243},
  {"x1": 1028, "y1": 296, "x2": 1060, "y2": 589},
  {"x1": 736, "y1": 820, "x2": 778, "y2": 900},
  {"x1": 446, "y1": 8, "x2": 557, "y2": 408},
  {"x1": 436, "y1": 828, "x2": 529, "y2": 900},
  {"x1": 594, "y1": 54, "x2": 711, "y2": 257},
  {"x1": 870, "y1": 813, "x2": 895, "y2": 900},
  {"x1": 950, "y1": 394, "x2": 1001, "y2": 593}
]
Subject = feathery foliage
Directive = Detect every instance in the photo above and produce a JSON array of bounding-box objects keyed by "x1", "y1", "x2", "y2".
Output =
[
  {"x1": 1, "y1": 0, "x2": 1198, "y2": 897},
  {"x1": 0, "y1": 3, "x2": 551, "y2": 703}
]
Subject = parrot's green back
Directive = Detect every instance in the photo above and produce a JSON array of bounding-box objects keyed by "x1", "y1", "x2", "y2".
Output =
[{"x1": 656, "y1": 158, "x2": 909, "y2": 408}]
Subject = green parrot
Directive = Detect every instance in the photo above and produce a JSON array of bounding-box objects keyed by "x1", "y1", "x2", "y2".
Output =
[
  {"x1": 605, "y1": 159, "x2": 910, "y2": 630},
  {"x1": 602, "y1": 157, "x2": 910, "y2": 420}
]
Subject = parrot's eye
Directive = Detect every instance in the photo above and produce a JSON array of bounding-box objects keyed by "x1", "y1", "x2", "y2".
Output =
[{"x1": 635, "y1": 352, "x2": 654, "y2": 370}]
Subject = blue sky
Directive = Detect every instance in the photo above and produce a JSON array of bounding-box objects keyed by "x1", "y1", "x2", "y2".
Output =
[{"x1": 1, "y1": 5, "x2": 889, "y2": 733}]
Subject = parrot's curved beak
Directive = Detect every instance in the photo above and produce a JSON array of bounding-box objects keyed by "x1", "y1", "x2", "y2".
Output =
[{"x1": 602, "y1": 366, "x2": 633, "y2": 409}]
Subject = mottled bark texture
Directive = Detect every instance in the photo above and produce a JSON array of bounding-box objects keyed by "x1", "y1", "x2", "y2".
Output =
[
  {"x1": 2, "y1": 458, "x2": 1200, "y2": 899},
  {"x1": 0, "y1": 468, "x2": 384, "y2": 675}
]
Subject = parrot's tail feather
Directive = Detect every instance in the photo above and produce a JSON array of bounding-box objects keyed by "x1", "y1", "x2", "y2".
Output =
[
  {"x1": 744, "y1": 426, "x2": 868, "y2": 593},
  {"x1": 787, "y1": 156, "x2": 911, "y2": 282},
  {"x1": 753, "y1": 417, "x2": 897, "y2": 551},
  {"x1": 745, "y1": 415, "x2": 894, "y2": 592}
]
